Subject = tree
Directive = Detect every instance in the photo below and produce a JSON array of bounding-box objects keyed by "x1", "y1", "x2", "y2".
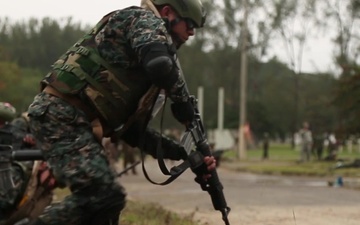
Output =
[
  {"x1": 0, "y1": 17, "x2": 87, "y2": 73},
  {"x1": 321, "y1": 0, "x2": 360, "y2": 135},
  {"x1": 0, "y1": 61, "x2": 42, "y2": 112}
]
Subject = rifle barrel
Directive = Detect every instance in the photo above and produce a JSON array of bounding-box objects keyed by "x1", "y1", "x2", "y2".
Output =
[{"x1": 12, "y1": 150, "x2": 44, "y2": 161}]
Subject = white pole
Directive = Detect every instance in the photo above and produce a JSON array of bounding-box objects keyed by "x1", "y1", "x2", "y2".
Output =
[
  {"x1": 197, "y1": 86, "x2": 204, "y2": 117},
  {"x1": 218, "y1": 87, "x2": 224, "y2": 131},
  {"x1": 238, "y1": 0, "x2": 248, "y2": 160}
]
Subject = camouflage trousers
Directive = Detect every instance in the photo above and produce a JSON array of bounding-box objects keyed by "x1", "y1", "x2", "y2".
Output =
[{"x1": 27, "y1": 92, "x2": 126, "y2": 225}]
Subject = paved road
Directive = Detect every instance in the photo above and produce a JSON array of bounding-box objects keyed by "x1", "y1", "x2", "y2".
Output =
[{"x1": 119, "y1": 159, "x2": 360, "y2": 225}]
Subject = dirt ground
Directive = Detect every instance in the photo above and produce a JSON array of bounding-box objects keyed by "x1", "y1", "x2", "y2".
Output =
[{"x1": 119, "y1": 159, "x2": 360, "y2": 225}]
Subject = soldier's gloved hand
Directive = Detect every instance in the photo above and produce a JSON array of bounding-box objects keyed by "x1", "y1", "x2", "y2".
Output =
[
  {"x1": 171, "y1": 101, "x2": 195, "y2": 124},
  {"x1": 38, "y1": 162, "x2": 57, "y2": 190},
  {"x1": 202, "y1": 156, "x2": 217, "y2": 181},
  {"x1": 22, "y1": 134, "x2": 36, "y2": 148}
]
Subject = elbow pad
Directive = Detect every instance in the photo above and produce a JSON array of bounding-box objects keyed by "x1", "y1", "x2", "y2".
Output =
[{"x1": 140, "y1": 43, "x2": 179, "y2": 90}]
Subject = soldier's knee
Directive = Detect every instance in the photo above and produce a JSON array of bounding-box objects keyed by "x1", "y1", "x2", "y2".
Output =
[
  {"x1": 26, "y1": 219, "x2": 48, "y2": 225},
  {"x1": 87, "y1": 186, "x2": 126, "y2": 225}
]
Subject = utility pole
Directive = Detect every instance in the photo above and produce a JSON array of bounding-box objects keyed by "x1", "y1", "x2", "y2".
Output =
[
  {"x1": 218, "y1": 87, "x2": 224, "y2": 131},
  {"x1": 238, "y1": 0, "x2": 248, "y2": 160},
  {"x1": 197, "y1": 86, "x2": 204, "y2": 117}
]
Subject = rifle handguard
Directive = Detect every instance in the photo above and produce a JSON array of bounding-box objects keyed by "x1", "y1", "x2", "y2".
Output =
[{"x1": 188, "y1": 151, "x2": 208, "y2": 175}]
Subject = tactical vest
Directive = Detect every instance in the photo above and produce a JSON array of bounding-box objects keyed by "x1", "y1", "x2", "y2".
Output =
[{"x1": 42, "y1": 11, "x2": 161, "y2": 137}]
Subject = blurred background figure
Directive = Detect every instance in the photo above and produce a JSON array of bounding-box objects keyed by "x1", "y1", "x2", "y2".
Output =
[
  {"x1": 0, "y1": 102, "x2": 55, "y2": 224},
  {"x1": 102, "y1": 137, "x2": 121, "y2": 171},
  {"x1": 298, "y1": 122, "x2": 313, "y2": 162},
  {"x1": 119, "y1": 141, "x2": 138, "y2": 175},
  {"x1": 10, "y1": 112, "x2": 30, "y2": 133},
  {"x1": 323, "y1": 132, "x2": 338, "y2": 161},
  {"x1": 262, "y1": 132, "x2": 270, "y2": 160},
  {"x1": 0, "y1": 102, "x2": 16, "y2": 125},
  {"x1": 311, "y1": 132, "x2": 325, "y2": 161}
]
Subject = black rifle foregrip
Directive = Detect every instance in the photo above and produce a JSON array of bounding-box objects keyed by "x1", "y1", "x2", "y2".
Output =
[
  {"x1": 208, "y1": 170, "x2": 228, "y2": 210},
  {"x1": 12, "y1": 150, "x2": 44, "y2": 161}
]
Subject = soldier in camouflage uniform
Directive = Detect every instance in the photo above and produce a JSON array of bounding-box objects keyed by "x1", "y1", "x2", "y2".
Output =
[
  {"x1": 27, "y1": 0, "x2": 215, "y2": 225},
  {"x1": 0, "y1": 102, "x2": 20, "y2": 220},
  {"x1": 0, "y1": 103, "x2": 55, "y2": 225}
]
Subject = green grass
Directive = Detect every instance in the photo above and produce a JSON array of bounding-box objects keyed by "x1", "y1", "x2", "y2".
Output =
[
  {"x1": 53, "y1": 189, "x2": 200, "y2": 225},
  {"x1": 220, "y1": 143, "x2": 360, "y2": 178},
  {"x1": 120, "y1": 201, "x2": 198, "y2": 225}
]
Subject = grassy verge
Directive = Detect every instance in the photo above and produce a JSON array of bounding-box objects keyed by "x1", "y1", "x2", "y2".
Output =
[
  {"x1": 53, "y1": 189, "x2": 200, "y2": 225},
  {"x1": 220, "y1": 143, "x2": 360, "y2": 178},
  {"x1": 120, "y1": 201, "x2": 198, "y2": 225}
]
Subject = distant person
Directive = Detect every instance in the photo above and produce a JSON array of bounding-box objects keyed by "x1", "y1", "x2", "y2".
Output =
[
  {"x1": 102, "y1": 137, "x2": 121, "y2": 171},
  {"x1": 324, "y1": 132, "x2": 338, "y2": 161},
  {"x1": 298, "y1": 122, "x2": 313, "y2": 162},
  {"x1": 311, "y1": 132, "x2": 325, "y2": 160},
  {"x1": 120, "y1": 141, "x2": 139, "y2": 175},
  {"x1": 262, "y1": 132, "x2": 270, "y2": 160}
]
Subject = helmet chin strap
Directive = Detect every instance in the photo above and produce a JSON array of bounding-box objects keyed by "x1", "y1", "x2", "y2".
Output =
[{"x1": 164, "y1": 18, "x2": 184, "y2": 49}]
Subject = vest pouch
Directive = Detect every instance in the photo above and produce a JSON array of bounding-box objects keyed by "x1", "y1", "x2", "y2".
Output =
[
  {"x1": 45, "y1": 52, "x2": 96, "y2": 95},
  {"x1": 84, "y1": 86, "x2": 128, "y2": 134},
  {"x1": 27, "y1": 95, "x2": 52, "y2": 119},
  {"x1": 82, "y1": 64, "x2": 153, "y2": 134},
  {"x1": 48, "y1": 69, "x2": 87, "y2": 94}
]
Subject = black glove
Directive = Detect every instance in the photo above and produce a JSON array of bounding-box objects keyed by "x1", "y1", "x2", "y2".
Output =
[{"x1": 171, "y1": 101, "x2": 195, "y2": 124}]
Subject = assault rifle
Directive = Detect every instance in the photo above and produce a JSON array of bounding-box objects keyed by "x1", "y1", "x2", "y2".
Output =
[
  {"x1": 0, "y1": 145, "x2": 44, "y2": 193},
  {"x1": 0, "y1": 145, "x2": 44, "y2": 161},
  {"x1": 180, "y1": 96, "x2": 231, "y2": 225}
]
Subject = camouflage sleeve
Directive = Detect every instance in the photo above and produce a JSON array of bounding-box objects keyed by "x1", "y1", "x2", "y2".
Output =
[
  {"x1": 97, "y1": 7, "x2": 169, "y2": 67},
  {"x1": 108, "y1": 7, "x2": 168, "y2": 55},
  {"x1": 141, "y1": 127, "x2": 188, "y2": 161},
  {"x1": 121, "y1": 8, "x2": 170, "y2": 57},
  {"x1": 10, "y1": 117, "x2": 29, "y2": 134}
]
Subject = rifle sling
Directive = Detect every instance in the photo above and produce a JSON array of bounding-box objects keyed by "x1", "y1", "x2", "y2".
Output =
[{"x1": 139, "y1": 97, "x2": 191, "y2": 186}]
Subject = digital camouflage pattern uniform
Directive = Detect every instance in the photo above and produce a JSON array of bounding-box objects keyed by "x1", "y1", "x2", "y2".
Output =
[
  {"x1": 0, "y1": 120, "x2": 33, "y2": 223},
  {"x1": 28, "y1": 5, "x2": 187, "y2": 225},
  {"x1": 0, "y1": 162, "x2": 27, "y2": 224}
]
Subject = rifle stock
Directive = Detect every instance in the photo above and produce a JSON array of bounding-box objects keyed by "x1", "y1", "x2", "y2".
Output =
[{"x1": 185, "y1": 96, "x2": 231, "y2": 225}]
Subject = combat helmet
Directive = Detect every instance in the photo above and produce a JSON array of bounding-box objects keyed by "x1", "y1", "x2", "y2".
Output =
[
  {"x1": 151, "y1": 0, "x2": 206, "y2": 28},
  {"x1": 0, "y1": 102, "x2": 16, "y2": 122}
]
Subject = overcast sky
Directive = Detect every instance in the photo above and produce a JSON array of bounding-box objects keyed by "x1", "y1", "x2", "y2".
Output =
[{"x1": 0, "y1": 0, "x2": 335, "y2": 74}]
